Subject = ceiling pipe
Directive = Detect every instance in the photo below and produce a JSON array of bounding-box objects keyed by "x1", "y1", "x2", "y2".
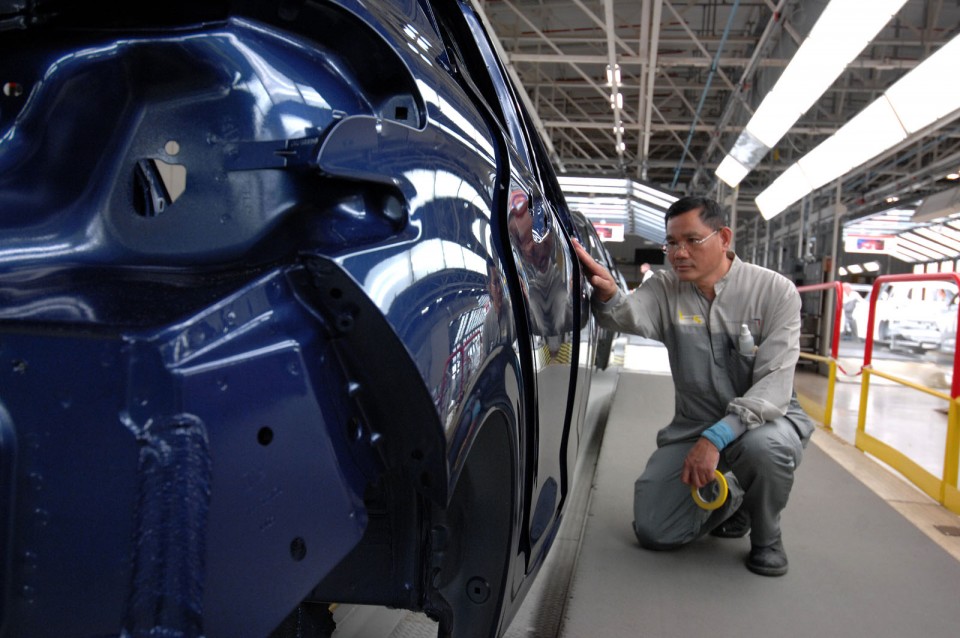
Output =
[
  {"x1": 689, "y1": 0, "x2": 790, "y2": 190},
  {"x1": 636, "y1": 0, "x2": 651, "y2": 171},
  {"x1": 641, "y1": 0, "x2": 662, "y2": 181},
  {"x1": 670, "y1": 0, "x2": 742, "y2": 190}
]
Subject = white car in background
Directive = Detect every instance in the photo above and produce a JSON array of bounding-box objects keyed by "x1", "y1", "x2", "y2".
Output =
[
  {"x1": 862, "y1": 281, "x2": 956, "y2": 352},
  {"x1": 938, "y1": 291, "x2": 959, "y2": 357}
]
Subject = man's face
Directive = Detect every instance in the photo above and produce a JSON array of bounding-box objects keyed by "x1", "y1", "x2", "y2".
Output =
[{"x1": 664, "y1": 209, "x2": 729, "y2": 284}]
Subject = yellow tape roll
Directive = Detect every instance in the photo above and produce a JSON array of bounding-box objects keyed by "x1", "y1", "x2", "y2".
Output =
[{"x1": 691, "y1": 470, "x2": 728, "y2": 511}]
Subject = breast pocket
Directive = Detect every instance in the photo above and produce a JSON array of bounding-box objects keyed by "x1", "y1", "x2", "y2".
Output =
[{"x1": 725, "y1": 348, "x2": 755, "y2": 397}]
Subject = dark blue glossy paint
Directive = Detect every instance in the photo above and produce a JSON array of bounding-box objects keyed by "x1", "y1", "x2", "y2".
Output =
[{"x1": 0, "y1": 1, "x2": 619, "y2": 636}]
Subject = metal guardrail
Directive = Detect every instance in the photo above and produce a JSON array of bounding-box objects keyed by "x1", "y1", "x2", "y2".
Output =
[
  {"x1": 797, "y1": 275, "x2": 960, "y2": 513},
  {"x1": 857, "y1": 273, "x2": 960, "y2": 514}
]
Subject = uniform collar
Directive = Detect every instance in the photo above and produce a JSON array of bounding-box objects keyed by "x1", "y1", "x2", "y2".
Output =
[{"x1": 712, "y1": 251, "x2": 741, "y2": 297}]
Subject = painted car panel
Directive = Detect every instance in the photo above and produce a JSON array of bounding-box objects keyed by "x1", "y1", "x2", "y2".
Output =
[{"x1": 0, "y1": 1, "x2": 619, "y2": 636}]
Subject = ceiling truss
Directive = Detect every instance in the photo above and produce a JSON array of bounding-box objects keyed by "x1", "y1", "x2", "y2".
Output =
[{"x1": 479, "y1": 0, "x2": 960, "y2": 240}]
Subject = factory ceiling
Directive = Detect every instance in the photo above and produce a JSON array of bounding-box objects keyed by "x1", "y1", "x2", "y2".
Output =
[{"x1": 477, "y1": 0, "x2": 960, "y2": 246}]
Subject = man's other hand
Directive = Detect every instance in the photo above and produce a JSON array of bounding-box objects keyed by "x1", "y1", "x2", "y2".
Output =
[
  {"x1": 571, "y1": 238, "x2": 619, "y2": 303},
  {"x1": 681, "y1": 438, "x2": 720, "y2": 489}
]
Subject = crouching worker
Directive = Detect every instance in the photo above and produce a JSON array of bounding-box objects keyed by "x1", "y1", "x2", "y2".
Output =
[{"x1": 571, "y1": 196, "x2": 813, "y2": 576}]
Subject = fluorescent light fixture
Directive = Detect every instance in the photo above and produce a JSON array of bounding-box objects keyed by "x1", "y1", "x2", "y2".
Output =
[
  {"x1": 746, "y1": 92, "x2": 803, "y2": 149},
  {"x1": 864, "y1": 261, "x2": 881, "y2": 272},
  {"x1": 756, "y1": 164, "x2": 812, "y2": 220},
  {"x1": 755, "y1": 31, "x2": 960, "y2": 220},
  {"x1": 558, "y1": 176, "x2": 677, "y2": 245},
  {"x1": 838, "y1": 266, "x2": 848, "y2": 276},
  {"x1": 727, "y1": 129, "x2": 769, "y2": 169},
  {"x1": 715, "y1": 0, "x2": 908, "y2": 187},
  {"x1": 606, "y1": 64, "x2": 621, "y2": 86},
  {"x1": 557, "y1": 176, "x2": 630, "y2": 195},
  {"x1": 808, "y1": 0, "x2": 908, "y2": 46},
  {"x1": 884, "y1": 35, "x2": 960, "y2": 133},
  {"x1": 893, "y1": 246, "x2": 923, "y2": 263},
  {"x1": 796, "y1": 96, "x2": 907, "y2": 192},
  {"x1": 556, "y1": 177, "x2": 679, "y2": 210},
  {"x1": 898, "y1": 238, "x2": 944, "y2": 261},
  {"x1": 901, "y1": 231, "x2": 958, "y2": 257},
  {"x1": 715, "y1": 155, "x2": 750, "y2": 188},
  {"x1": 834, "y1": 96, "x2": 909, "y2": 167},
  {"x1": 847, "y1": 264, "x2": 864, "y2": 274},
  {"x1": 948, "y1": 173, "x2": 960, "y2": 180},
  {"x1": 934, "y1": 225, "x2": 960, "y2": 246},
  {"x1": 756, "y1": 39, "x2": 849, "y2": 122}
]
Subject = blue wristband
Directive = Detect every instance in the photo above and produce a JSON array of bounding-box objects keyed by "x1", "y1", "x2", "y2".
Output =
[{"x1": 702, "y1": 421, "x2": 736, "y2": 451}]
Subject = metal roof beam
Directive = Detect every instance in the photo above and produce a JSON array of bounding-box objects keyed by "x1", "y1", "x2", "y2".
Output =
[
  {"x1": 661, "y1": 0, "x2": 738, "y2": 92},
  {"x1": 497, "y1": 0, "x2": 617, "y2": 105},
  {"x1": 508, "y1": 52, "x2": 923, "y2": 70},
  {"x1": 542, "y1": 120, "x2": 841, "y2": 135},
  {"x1": 570, "y1": 0, "x2": 638, "y2": 57}
]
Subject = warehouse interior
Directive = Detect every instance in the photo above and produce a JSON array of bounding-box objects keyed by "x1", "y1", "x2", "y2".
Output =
[{"x1": 478, "y1": 0, "x2": 960, "y2": 286}]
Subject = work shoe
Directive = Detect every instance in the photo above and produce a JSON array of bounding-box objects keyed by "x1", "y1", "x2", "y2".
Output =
[
  {"x1": 710, "y1": 507, "x2": 750, "y2": 539},
  {"x1": 746, "y1": 539, "x2": 789, "y2": 577}
]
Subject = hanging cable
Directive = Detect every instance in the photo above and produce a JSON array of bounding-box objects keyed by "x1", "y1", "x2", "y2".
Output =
[{"x1": 671, "y1": 0, "x2": 742, "y2": 190}]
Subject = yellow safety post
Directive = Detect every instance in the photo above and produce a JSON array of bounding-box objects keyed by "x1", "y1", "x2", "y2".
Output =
[
  {"x1": 857, "y1": 365, "x2": 956, "y2": 508},
  {"x1": 943, "y1": 397, "x2": 960, "y2": 511},
  {"x1": 856, "y1": 366, "x2": 871, "y2": 439},
  {"x1": 797, "y1": 352, "x2": 838, "y2": 430},
  {"x1": 824, "y1": 358, "x2": 837, "y2": 431}
]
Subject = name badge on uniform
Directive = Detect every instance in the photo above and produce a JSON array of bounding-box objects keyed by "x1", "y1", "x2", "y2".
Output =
[{"x1": 677, "y1": 309, "x2": 704, "y2": 325}]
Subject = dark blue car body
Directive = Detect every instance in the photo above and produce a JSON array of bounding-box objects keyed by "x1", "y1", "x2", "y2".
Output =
[{"x1": 0, "y1": 1, "x2": 618, "y2": 636}]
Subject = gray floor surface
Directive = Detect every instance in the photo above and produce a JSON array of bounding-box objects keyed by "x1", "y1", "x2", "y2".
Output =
[
  {"x1": 381, "y1": 367, "x2": 960, "y2": 637},
  {"x1": 561, "y1": 371, "x2": 960, "y2": 638}
]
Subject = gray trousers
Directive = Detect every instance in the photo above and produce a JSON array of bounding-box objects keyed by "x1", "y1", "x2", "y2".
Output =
[{"x1": 632, "y1": 417, "x2": 804, "y2": 549}]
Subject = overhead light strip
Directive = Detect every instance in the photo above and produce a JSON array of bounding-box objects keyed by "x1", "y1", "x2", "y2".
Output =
[
  {"x1": 933, "y1": 225, "x2": 960, "y2": 243},
  {"x1": 755, "y1": 32, "x2": 960, "y2": 220},
  {"x1": 893, "y1": 243, "x2": 931, "y2": 262},
  {"x1": 914, "y1": 227, "x2": 960, "y2": 252},
  {"x1": 715, "y1": 0, "x2": 909, "y2": 188},
  {"x1": 891, "y1": 248, "x2": 920, "y2": 263},
  {"x1": 897, "y1": 237, "x2": 945, "y2": 260},
  {"x1": 899, "y1": 231, "x2": 958, "y2": 258}
]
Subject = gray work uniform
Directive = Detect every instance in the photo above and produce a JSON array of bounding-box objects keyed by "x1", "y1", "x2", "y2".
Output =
[{"x1": 594, "y1": 254, "x2": 813, "y2": 548}]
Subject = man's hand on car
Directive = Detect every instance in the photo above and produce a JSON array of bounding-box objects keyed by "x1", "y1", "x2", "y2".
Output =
[{"x1": 572, "y1": 238, "x2": 619, "y2": 303}]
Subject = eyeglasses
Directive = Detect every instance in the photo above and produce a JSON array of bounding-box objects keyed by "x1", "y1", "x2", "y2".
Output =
[{"x1": 661, "y1": 230, "x2": 718, "y2": 255}]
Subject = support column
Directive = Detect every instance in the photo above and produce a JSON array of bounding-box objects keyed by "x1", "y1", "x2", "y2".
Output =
[
  {"x1": 730, "y1": 185, "x2": 739, "y2": 252},
  {"x1": 797, "y1": 196, "x2": 806, "y2": 260},
  {"x1": 820, "y1": 180, "x2": 844, "y2": 361}
]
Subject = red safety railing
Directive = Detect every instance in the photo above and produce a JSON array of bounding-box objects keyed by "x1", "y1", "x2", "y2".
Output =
[
  {"x1": 862, "y1": 273, "x2": 960, "y2": 397},
  {"x1": 858, "y1": 272, "x2": 960, "y2": 514}
]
